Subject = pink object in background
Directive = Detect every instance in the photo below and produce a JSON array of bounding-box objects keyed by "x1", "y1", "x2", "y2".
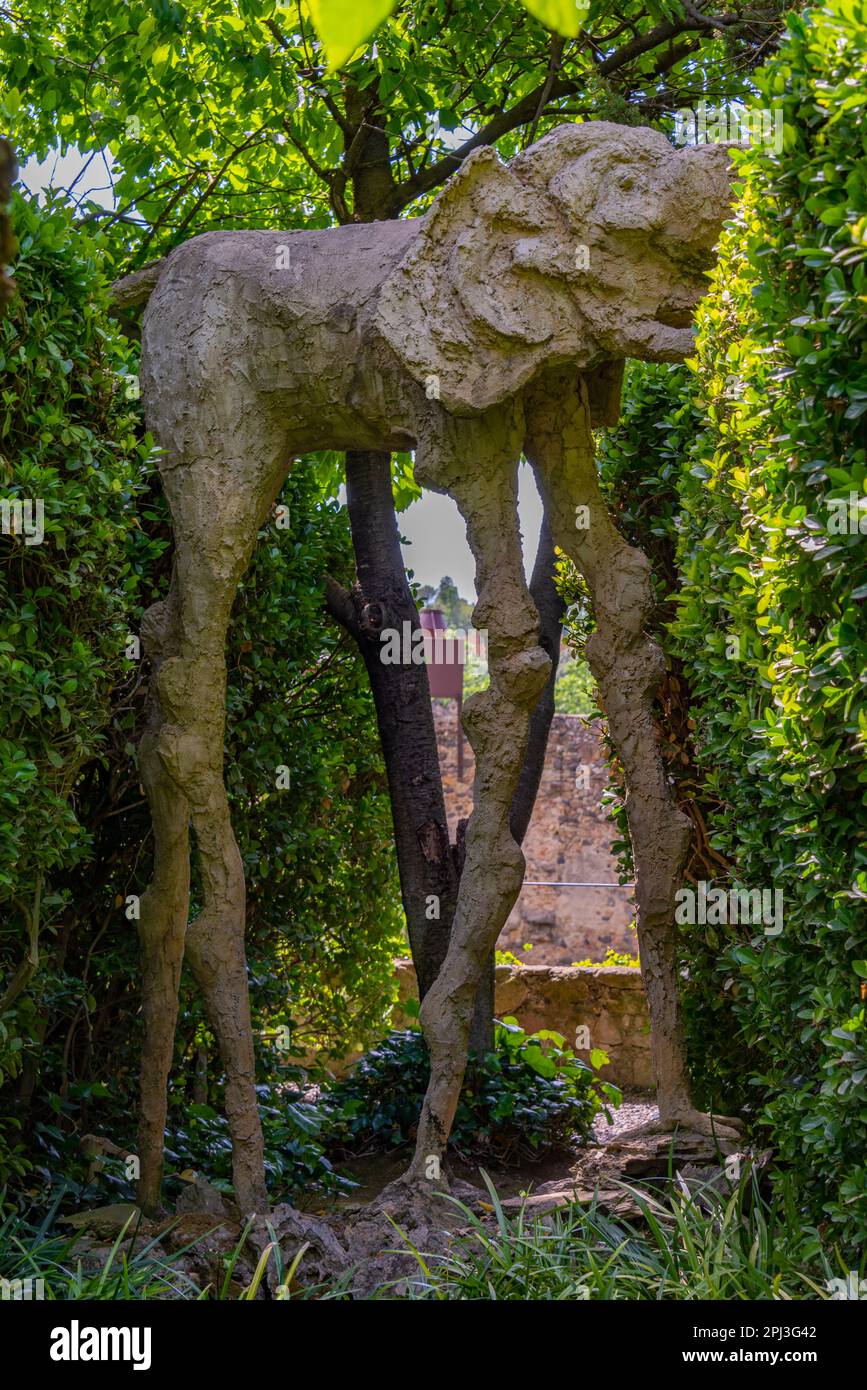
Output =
[{"x1": 420, "y1": 606, "x2": 466, "y2": 777}]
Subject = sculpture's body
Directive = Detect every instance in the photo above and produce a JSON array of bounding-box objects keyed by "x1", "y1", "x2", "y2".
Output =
[{"x1": 125, "y1": 122, "x2": 739, "y2": 1214}]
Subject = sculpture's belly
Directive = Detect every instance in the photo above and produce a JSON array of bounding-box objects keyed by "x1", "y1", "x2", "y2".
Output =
[{"x1": 141, "y1": 223, "x2": 420, "y2": 458}]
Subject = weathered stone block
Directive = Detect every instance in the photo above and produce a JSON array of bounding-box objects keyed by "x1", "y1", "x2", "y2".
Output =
[{"x1": 391, "y1": 958, "x2": 652, "y2": 1091}]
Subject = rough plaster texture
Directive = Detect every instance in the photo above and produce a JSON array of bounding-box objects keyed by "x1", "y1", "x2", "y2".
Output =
[{"x1": 126, "y1": 121, "x2": 737, "y2": 1209}]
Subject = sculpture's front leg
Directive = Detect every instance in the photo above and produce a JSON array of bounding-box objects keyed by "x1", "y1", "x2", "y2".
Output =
[
  {"x1": 406, "y1": 405, "x2": 550, "y2": 1181},
  {"x1": 525, "y1": 369, "x2": 742, "y2": 1141}
]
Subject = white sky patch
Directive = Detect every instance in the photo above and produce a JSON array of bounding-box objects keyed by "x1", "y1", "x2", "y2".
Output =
[
  {"x1": 20, "y1": 143, "x2": 116, "y2": 210},
  {"x1": 399, "y1": 462, "x2": 544, "y2": 600}
]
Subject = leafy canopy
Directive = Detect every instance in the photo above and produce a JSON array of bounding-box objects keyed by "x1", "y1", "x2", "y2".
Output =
[{"x1": 1, "y1": 1, "x2": 784, "y2": 264}]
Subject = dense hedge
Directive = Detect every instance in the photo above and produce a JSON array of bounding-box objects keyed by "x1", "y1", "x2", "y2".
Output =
[
  {"x1": 0, "y1": 194, "x2": 147, "y2": 1107},
  {"x1": 596, "y1": 0, "x2": 867, "y2": 1254},
  {"x1": 223, "y1": 465, "x2": 404, "y2": 1062}
]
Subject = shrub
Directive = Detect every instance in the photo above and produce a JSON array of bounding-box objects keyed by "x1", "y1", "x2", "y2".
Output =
[
  {"x1": 321, "y1": 1022, "x2": 620, "y2": 1164},
  {"x1": 0, "y1": 193, "x2": 147, "y2": 913},
  {"x1": 162, "y1": 1082, "x2": 354, "y2": 1204},
  {"x1": 0, "y1": 192, "x2": 151, "y2": 1159},
  {"x1": 571, "y1": 948, "x2": 640, "y2": 969},
  {"x1": 594, "y1": 0, "x2": 867, "y2": 1257},
  {"x1": 222, "y1": 464, "x2": 404, "y2": 1063},
  {"x1": 674, "y1": 0, "x2": 867, "y2": 1254}
]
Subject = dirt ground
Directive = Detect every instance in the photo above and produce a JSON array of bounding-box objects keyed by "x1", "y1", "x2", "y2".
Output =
[
  {"x1": 61, "y1": 1093, "x2": 753, "y2": 1298},
  {"x1": 296, "y1": 1092, "x2": 661, "y2": 1215}
]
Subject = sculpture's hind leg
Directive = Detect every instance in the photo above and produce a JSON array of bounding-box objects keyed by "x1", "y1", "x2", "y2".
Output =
[
  {"x1": 137, "y1": 572, "x2": 190, "y2": 1215},
  {"x1": 167, "y1": 467, "x2": 283, "y2": 1214},
  {"x1": 167, "y1": 633, "x2": 265, "y2": 1214},
  {"x1": 138, "y1": 420, "x2": 289, "y2": 1214},
  {"x1": 525, "y1": 370, "x2": 742, "y2": 1140}
]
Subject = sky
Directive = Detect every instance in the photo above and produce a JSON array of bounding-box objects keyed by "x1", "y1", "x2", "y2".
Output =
[
  {"x1": 399, "y1": 463, "x2": 545, "y2": 599},
  {"x1": 21, "y1": 145, "x2": 117, "y2": 212},
  {"x1": 22, "y1": 144, "x2": 544, "y2": 602}
]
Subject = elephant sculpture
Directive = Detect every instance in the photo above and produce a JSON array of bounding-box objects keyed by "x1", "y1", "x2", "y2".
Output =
[{"x1": 116, "y1": 121, "x2": 739, "y2": 1215}]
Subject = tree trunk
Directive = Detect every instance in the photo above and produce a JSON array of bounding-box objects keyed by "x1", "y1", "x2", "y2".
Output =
[
  {"x1": 343, "y1": 449, "x2": 460, "y2": 997},
  {"x1": 337, "y1": 452, "x2": 497, "y2": 1054}
]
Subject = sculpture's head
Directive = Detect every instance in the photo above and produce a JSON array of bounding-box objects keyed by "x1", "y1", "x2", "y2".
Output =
[{"x1": 375, "y1": 122, "x2": 735, "y2": 416}]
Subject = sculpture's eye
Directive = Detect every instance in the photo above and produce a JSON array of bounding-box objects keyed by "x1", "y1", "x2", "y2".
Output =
[{"x1": 619, "y1": 174, "x2": 635, "y2": 191}]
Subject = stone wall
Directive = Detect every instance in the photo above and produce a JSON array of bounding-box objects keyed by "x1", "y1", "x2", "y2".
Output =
[
  {"x1": 393, "y1": 958, "x2": 653, "y2": 1091},
  {"x1": 433, "y1": 702, "x2": 634, "y2": 964}
]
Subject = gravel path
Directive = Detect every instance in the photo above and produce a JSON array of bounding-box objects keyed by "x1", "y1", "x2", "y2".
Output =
[{"x1": 592, "y1": 1093, "x2": 658, "y2": 1142}]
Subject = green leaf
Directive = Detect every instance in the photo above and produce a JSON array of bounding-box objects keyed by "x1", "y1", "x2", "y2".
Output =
[
  {"x1": 522, "y1": 1044, "x2": 557, "y2": 1079},
  {"x1": 784, "y1": 335, "x2": 813, "y2": 357},
  {"x1": 307, "y1": 0, "x2": 397, "y2": 72},
  {"x1": 136, "y1": 13, "x2": 156, "y2": 47},
  {"x1": 519, "y1": 0, "x2": 591, "y2": 38}
]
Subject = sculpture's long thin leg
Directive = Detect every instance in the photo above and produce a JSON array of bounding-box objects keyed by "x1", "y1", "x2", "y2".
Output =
[
  {"x1": 178, "y1": 649, "x2": 267, "y2": 1215},
  {"x1": 144, "y1": 431, "x2": 287, "y2": 1214},
  {"x1": 407, "y1": 410, "x2": 550, "y2": 1180},
  {"x1": 165, "y1": 498, "x2": 273, "y2": 1214},
  {"x1": 525, "y1": 371, "x2": 742, "y2": 1141},
  {"x1": 137, "y1": 572, "x2": 190, "y2": 1215}
]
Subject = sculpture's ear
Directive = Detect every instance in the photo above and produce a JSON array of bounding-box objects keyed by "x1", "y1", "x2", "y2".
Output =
[
  {"x1": 375, "y1": 146, "x2": 582, "y2": 415},
  {"x1": 585, "y1": 360, "x2": 624, "y2": 428}
]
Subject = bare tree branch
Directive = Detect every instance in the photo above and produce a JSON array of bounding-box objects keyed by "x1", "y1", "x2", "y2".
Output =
[{"x1": 324, "y1": 575, "x2": 361, "y2": 641}]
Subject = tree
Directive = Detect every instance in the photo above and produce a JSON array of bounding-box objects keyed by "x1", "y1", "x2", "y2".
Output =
[
  {"x1": 432, "y1": 576, "x2": 473, "y2": 629},
  {"x1": 2, "y1": 3, "x2": 785, "y2": 250},
  {"x1": 1, "y1": 0, "x2": 787, "y2": 1204}
]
